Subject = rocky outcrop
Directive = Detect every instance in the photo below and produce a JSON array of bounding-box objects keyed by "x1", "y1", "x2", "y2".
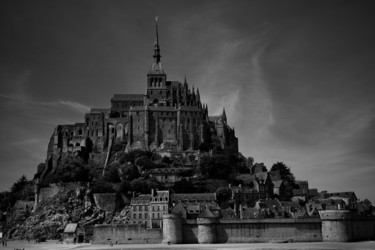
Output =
[{"x1": 6, "y1": 183, "x2": 129, "y2": 240}]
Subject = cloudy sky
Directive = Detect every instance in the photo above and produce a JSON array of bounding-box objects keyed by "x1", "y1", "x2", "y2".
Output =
[{"x1": 1, "y1": 0, "x2": 374, "y2": 202}]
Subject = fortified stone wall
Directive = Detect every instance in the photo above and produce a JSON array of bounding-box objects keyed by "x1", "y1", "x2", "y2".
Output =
[
  {"x1": 92, "y1": 212, "x2": 375, "y2": 244},
  {"x1": 177, "y1": 218, "x2": 322, "y2": 244},
  {"x1": 92, "y1": 224, "x2": 162, "y2": 244},
  {"x1": 320, "y1": 210, "x2": 375, "y2": 242},
  {"x1": 215, "y1": 218, "x2": 322, "y2": 243},
  {"x1": 182, "y1": 219, "x2": 199, "y2": 243}
]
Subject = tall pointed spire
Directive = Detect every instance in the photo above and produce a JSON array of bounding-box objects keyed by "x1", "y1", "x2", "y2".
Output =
[
  {"x1": 153, "y1": 16, "x2": 161, "y2": 63},
  {"x1": 222, "y1": 107, "x2": 227, "y2": 123}
]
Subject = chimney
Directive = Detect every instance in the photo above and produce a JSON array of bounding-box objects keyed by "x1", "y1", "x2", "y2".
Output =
[{"x1": 151, "y1": 189, "x2": 155, "y2": 197}]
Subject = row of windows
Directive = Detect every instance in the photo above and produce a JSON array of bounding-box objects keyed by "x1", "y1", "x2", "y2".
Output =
[
  {"x1": 133, "y1": 213, "x2": 148, "y2": 219},
  {"x1": 151, "y1": 205, "x2": 167, "y2": 212},
  {"x1": 133, "y1": 205, "x2": 148, "y2": 212}
]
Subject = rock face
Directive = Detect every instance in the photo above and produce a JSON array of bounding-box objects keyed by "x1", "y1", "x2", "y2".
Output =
[{"x1": 6, "y1": 183, "x2": 129, "y2": 240}]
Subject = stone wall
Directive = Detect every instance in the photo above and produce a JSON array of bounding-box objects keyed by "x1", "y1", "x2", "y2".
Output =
[
  {"x1": 92, "y1": 224, "x2": 162, "y2": 244},
  {"x1": 178, "y1": 218, "x2": 322, "y2": 244},
  {"x1": 182, "y1": 219, "x2": 199, "y2": 243},
  {"x1": 215, "y1": 218, "x2": 322, "y2": 243},
  {"x1": 38, "y1": 183, "x2": 81, "y2": 203},
  {"x1": 93, "y1": 193, "x2": 117, "y2": 212},
  {"x1": 93, "y1": 212, "x2": 375, "y2": 244},
  {"x1": 320, "y1": 210, "x2": 375, "y2": 242},
  {"x1": 38, "y1": 184, "x2": 60, "y2": 203}
]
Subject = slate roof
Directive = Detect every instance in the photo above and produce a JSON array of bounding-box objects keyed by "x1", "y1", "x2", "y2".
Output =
[
  {"x1": 149, "y1": 167, "x2": 192, "y2": 174},
  {"x1": 321, "y1": 191, "x2": 357, "y2": 199},
  {"x1": 64, "y1": 223, "x2": 78, "y2": 233},
  {"x1": 198, "y1": 207, "x2": 216, "y2": 218},
  {"x1": 221, "y1": 208, "x2": 236, "y2": 219},
  {"x1": 265, "y1": 199, "x2": 284, "y2": 212},
  {"x1": 172, "y1": 193, "x2": 216, "y2": 203},
  {"x1": 111, "y1": 94, "x2": 144, "y2": 101},
  {"x1": 132, "y1": 194, "x2": 151, "y2": 204}
]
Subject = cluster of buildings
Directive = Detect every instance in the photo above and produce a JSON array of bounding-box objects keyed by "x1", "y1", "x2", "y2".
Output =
[{"x1": 127, "y1": 183, "x2": 373, "y2": 229}]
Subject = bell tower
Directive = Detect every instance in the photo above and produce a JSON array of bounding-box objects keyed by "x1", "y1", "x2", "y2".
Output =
[{"x1": 147, "y1": 17, "x2": 167, "y2": 106}]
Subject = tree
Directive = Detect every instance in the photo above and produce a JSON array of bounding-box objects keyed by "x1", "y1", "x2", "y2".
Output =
[
  {"x1": 91, "y1": 178, "x2": 115, "y2": 193},
  {"x1": 216, "y1": 187, "x2": 232, "y2": 203},
  {"x1": 270, "y1": 162, "x2": 295, "y2": 186},
  {"x1": 103, "y1": 162, "x2": 121, "y2": 183},
  {"x1": 120, "y1": 162, "x2": 140, "y2": 181},
  {"x1": 11, "y1": 175, "x2": 28, "y2": 194},
  {"x1": 52, "y1": 157, "x2": 90, "y2": 183},
  {"x1": 173, "y1": 179, "x2": 195, "y2": 193},
  {"x1": 200, "y1": 155, "x2": 231, "y2": 179}
]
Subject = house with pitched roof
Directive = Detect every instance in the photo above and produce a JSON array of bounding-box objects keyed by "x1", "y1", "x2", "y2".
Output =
[{"x1": 320, "y1": 191, "x2": 358, "y2": 210}]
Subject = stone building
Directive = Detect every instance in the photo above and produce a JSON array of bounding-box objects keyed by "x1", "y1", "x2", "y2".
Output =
[
  {"x1": 129, "y1": 189, "x2": 170, "y2": 228},
  {"x1": 45, "y1": 20, "x2": 238, "y2": 170},
  {"x1": 129, "y1": 194, "x2": 151, "y2": 226}
]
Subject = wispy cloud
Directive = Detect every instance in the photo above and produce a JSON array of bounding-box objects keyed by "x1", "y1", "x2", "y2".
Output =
[
  {"x1": 0, "y1": 93, "x2": 90, "y2": 114},
  {"x1": 12, "y1": 138, "x2": 40, "y2": 146},
  {"x1": 58, "y1": 100, "x2": 90, "y2": 113}
]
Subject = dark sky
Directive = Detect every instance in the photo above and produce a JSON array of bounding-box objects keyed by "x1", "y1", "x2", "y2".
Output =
[{"x1": 1, "y1": 0, "x2": 375, "y2": 202}]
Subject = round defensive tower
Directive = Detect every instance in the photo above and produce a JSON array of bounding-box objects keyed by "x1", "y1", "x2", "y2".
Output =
[
  {"x1": 319, "y1": 210, "x2": 353, "y2": 242},
  {"x1": 162, "y1": 214, "x2": 183, "y2": 244},
  {"x1": 197, "y1": 217, "x2": 216, "y2": 244}
]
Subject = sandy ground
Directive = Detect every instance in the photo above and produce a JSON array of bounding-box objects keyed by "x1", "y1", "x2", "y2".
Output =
[{"x1": 2, "y1": 240, "x2": 375, "y2": 250}]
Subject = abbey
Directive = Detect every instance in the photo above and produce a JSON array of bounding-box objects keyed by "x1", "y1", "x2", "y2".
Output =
[{"x1": 47, "y1": 21, "x2": 238, "y2": 164}]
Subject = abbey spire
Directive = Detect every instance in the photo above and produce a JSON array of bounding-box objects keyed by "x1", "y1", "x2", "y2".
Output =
[
  {"x1": 153, "y1": 16, "x2": 161, "y2": 63},
  {"x1": 149, "y1": 17, "x2": 165, "y2": 74}
]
